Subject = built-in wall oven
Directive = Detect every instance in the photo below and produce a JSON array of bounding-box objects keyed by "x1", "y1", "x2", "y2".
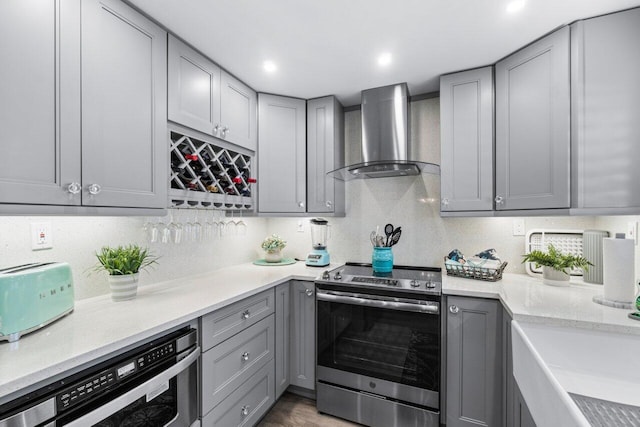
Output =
[
  {"x1": 316, "y1": 263, "x2": 442, "y2": 427},
  {"x1": 0, "y1": 326, "x2": 200, "y2": 427}
]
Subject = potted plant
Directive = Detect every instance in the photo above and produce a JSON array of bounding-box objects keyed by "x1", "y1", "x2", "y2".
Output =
[
  {"x1": 261, "y1": 234, "x2": 286, "y2": 263},
  {"x1": 522, "y1": 244, "x2": 592, "y2": 286},
  {"x1": 94, "y1": 244, "x2": 158, "y2": 301}
]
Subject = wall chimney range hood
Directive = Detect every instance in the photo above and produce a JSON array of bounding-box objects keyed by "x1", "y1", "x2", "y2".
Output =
[{"x1": 329, "y1": 83, "x2": 440, "y2": 180}]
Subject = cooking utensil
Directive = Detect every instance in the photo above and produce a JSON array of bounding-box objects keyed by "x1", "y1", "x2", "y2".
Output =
[
  {"x1": 384, "y1": 223, "x2": 394, "y2": 246},
  {"x1": 389, "y1": 229, "x2": 402, "y2": 246},
  {"x1": 370, "y1": 231, "x2": 378, "y2": 247}
]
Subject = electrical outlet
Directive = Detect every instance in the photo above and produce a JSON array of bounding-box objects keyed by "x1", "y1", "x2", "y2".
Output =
[
  {"x1": 627, "y1": 221, "x2": 638, "y2": 245},
  {"x1": 31, "y1": 222, "x2": 53, "y2": 250},
  {"x1": 512, "y1": 219, "x2": 525, "y2": 236},
  {"x1": 297, "y1": 220, "x2": 305, "y2": 233}
]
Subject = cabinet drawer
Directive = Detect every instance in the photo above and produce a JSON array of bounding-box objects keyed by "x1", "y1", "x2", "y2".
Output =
[
  {"x1": 201, "y1": 289, "x2": 274, "y2": 350},
  {"x1": 202, "y1": 359, "x2": 275, "y2": 427},
  {"x1": 202, "y1": 315, "x2": 274, "y2": 413}
]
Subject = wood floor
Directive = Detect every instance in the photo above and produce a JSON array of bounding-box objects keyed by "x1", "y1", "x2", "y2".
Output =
[{"x1": 258, "y1": 392, "x2": 361, "y2": 427}]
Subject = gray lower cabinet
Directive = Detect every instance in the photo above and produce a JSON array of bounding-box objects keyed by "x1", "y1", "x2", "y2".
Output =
[
  {"x1": 440, "y1": 67, "x2": 494, "y2": 213},
  {"x1": 81, "y1": 0, "x2": 167, "y2": 208},
  {"x1": 168, "y1": 35, "x2": 257, "y2": 152},
  {"x1": 274, "y1": 282, "x2": 290, "y2": 398},
  {"x1": 446, "y1": 296, "x2": 502, "y2": 427},
  {"x1": 306, "y1": 96, "x2": 345, "y2": 215},
  {"x1": 495, "y1": 26, "x2": 571, "y2": 211},
  {"x1": 258, "y1": 94, "x2": 307, "y2": 213},
  {"x1": 571, "y1": 7, "x2": 640, "y2": 211},
  {"x1": 0, "y1": 0, "x2": 166, "y2": 210},
  {"x1": 289, "y1": 280, "x2": 315, "y2": 390}
]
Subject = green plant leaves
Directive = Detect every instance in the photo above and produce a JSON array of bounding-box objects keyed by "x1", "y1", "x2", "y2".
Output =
[
  {"x1": 94, "y1": 244, "x2": 158, "y2": 276},
  {"x1": 522, "y1": 244, "x2": 592, "y2": 273}
]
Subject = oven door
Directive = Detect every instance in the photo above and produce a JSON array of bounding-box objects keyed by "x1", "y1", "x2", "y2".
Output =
[
  {"x1": 316, "y1": 288, "x2": 440, "y2": 409},
  {"x1": 59, "y1": 346, "x2": 200, "y2": 427}
]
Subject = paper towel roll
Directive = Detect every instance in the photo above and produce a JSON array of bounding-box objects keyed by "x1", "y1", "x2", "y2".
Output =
[{"x1": 603, "y1": 237, "x2": 636, "y2": 302}]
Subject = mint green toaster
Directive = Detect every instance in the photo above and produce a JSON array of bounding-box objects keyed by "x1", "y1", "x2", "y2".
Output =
[{"x1": 0, "y1": 262, "x2": 74, "y2": 342}]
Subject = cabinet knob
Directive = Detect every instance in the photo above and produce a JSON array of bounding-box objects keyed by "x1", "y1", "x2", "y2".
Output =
[
  {"x1": 305, "y1": 288, "x2": 314, "y2": 297},
  {"x1": 325, "y1": 200, "x2": 333, "y2": 208},
  {"x1": 298, "y1": 201, "x2": 305, "y2": 208},
  {"x1": 221, "y1": 126, "x2": 229, "y2": 137},
  {"x1": 241, "y1": 405, "x2": 250, "y2": 417},
  {"x1": 241, "y1": 310, "x2": 250, "y2": 320},
  {"x1": 441, "y1": 198, "x2": 449, "y2": 206},
  {"x1": 213, "y1": 124, "x2": 220, "y2": 135},
  {"x1": 495, "y1": 196, "x2": 504, "y2": 204},
  {"x1": 241, "y1": 351, "x2": 250, "y2": 362},
  {"x1": 88, "y1": 184, "x2": 102, "y2": 195},
  {"x1": 67, "y1": 182, "x2": 81, "y2": 195},
  {"x1": 449, "y1": 305, "x2": 459, "y2": 314}
]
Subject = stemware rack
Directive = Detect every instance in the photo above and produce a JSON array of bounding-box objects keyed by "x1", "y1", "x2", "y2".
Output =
[{"x1": 169, "y1": 131, "x2": 255, "y2": 210}]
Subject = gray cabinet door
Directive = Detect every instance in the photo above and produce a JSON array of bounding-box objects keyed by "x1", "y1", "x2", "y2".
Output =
[
  {"x1": 0, "y1": 0, "x2": 81, "y2": 206},
  {"x1": 495, "y1": 26, "x2": 570, "y2": 211},
  {"x1": 572, "y1": 8, "x2": 640, "y2": 210},
  {"x1": 258, "y1": 94, "x2": 306, "y2": 213},
  {"x1": 307, "y1": 96, "x2": 345, "y2": 215},
  {"x1": 220, "y1": 71, "x2": 257, "y2": 152},
  {"x1": 275, "y1": 282, "x2": 291, "y2": 398},
  {"x1": 81, "y1": 0, "x2": 167, "y2": 208},
  {"x1": 440, "y1": 67, "x2": 494, "y2": 212},
  {"x1": 289, "y1": 280, "x2": 315, "y2": 390},
  {"x1": 446, "y1": 296, "x2": 502, "y2": 427},
  {"x1": 168, "y1": 35, "x2": 221, "y2": 137}
]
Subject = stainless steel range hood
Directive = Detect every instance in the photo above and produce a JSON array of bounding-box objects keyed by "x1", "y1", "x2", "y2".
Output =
[{"x1": 329, "y1": 83, "x2": 440, "y2": 180}]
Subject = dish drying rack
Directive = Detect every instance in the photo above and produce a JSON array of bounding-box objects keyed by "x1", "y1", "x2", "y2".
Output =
[
  {"x1": 444, "y1": 257, "x2": 508, "y2": 282},
  {"x1": 525, "y1": 229, "x2": 584, "y2": 277},
  {"x1": 169, "y1": 129, "x2": 255, "y2": 210}
]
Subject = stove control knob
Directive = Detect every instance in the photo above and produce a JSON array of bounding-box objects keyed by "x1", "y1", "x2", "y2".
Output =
[
  {"x1": 409, "y1": 280, "x2": 420, "y2": 288},
  {"x1": 334, "y1": 271, "x2": 343, "y2": 280},
  {"x1": 426, "y1": 280, "x2": 436, "y2": 288},
  {"x1": 322, "y1": 271, "x2": 330, "y2": 280}
]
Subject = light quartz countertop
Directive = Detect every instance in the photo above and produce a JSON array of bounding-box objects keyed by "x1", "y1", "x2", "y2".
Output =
[{"x1": 2, "y1": 263, "x2": 639, "y2": 404}]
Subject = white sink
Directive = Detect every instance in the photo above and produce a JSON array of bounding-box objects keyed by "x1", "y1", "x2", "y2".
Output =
[{"x1": 511, "y1": 321, "x2": 640, "y2": 427}]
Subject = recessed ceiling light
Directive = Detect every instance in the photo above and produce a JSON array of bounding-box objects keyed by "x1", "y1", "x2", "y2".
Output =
[
  {"x1": 506, "y1": 0, "x2": 526, "y2": 13},
  {"x1": 377, "y1": 53, "x2": 392, "y2": 67},
  {"x1": 263, "y1": 60, "x2": 277, "y2": 73}
]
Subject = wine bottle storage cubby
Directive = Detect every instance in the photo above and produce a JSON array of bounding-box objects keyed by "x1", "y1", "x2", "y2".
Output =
[{"x1": 169, "y1": 131, "x2": 255, "y2": 210}]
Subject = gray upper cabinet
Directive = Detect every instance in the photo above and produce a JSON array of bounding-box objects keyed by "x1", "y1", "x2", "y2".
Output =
[
  {"x1": 446, "y1": 296, "x2": 502, "y2": 427},
  {"x1": 306, "y1": 96, "x2": 345, "y2": 215},
  {"x1": 220, "y1": 71, "x2": 257, "y2": 151},
  {"x1": 82, "y1": 0, "x2": 167, "y2": 208},
  {"x1": 258, "y1": 94, "x2": 306, "y2": 213},
  {"x1": 0, "y1": 0, "x2": 81, "y2": 206},
  {"x1": 495, "y1": 26, "x2": 571, "y2": 211},
  {"x1": 440, "y1": 67, "x2": 494, "y2": 212},
  {"x1": 289, "y1": 280, "x2": 315, "y2": 391},
  {"x1": 168, "y1": 36, "x2": 221, "y2": 138},
  {"x1": 168, "y1": 36, "x2": 257, "y2": 152},
  {"x1": 571, "y1": 8, "x2": 640, "y2": 211}
]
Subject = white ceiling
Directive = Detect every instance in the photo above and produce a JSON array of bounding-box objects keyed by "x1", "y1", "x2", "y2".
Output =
[{"x1": 129, "y1": 0, "x2": 640, "y2": 106}]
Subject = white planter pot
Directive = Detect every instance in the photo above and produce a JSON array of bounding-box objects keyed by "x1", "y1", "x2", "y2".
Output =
[
  {"x1": 542, "y1": 266, "x2": 570, "y2": 286},
  {"x1": 264, "y1": 249, "x2": 283, "y2": 263},
  {"x1": 108, "y1": 273, "x2": 139, "y2": 301}
]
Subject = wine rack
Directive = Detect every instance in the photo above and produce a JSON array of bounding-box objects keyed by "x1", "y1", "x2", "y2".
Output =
[{"x1": 169, "y1": 131, "x2": 255, "y2": 209}]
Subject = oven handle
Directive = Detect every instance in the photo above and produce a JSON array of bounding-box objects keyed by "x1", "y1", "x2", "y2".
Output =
[
  {"x1": 63, "y1": 346, "x2": 200, "y2": 427},
  {"x1": 316, "y1": 289, "x2": 439, "y2": 314}
]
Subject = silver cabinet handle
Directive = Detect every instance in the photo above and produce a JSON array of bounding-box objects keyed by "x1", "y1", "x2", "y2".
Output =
[
  {"x1": 88, "y1": 184, "x2": 101, "y2": 195},
  {"x1": 241, "y1": 405, "x2": 250, "y2": 417},
  {"x1": 241, "y1": 310, "x2": 250, "y2": 320},
  {"x1": 221, "y1": 126, "x2": 229, "y2": 137},
  {"x1": 441, "y1": 198, "x2": 449, "y2": 206},
  {"x1": 449, "y1": 305, "x2": 459, "y2": 314},
  {"x1": 305, "y1": 288, "x2": 314, "y2": 297},
  {"x1": 67, "y1": 182, "x2": 81, "y2": 194},
  {"x1": 325, "y1": 200, "x2": 333, "y2": 208},
  {"x1": 298, "y1": 201, "x2": 305, "y2": 208},
  {"x1": 495, "y1": 196, "x2": 504, "y2": 204},
  {"x1": 213, "y1": 124, "x2": 220, "y2": 136},
  {"x1": 241, "y1": 351, "x2": 250, "y2": 362}
]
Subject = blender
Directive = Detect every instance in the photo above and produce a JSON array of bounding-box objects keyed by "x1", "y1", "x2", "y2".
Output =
[{"x1": 306, "y1": 218, "x2": 330, "y2": 267}]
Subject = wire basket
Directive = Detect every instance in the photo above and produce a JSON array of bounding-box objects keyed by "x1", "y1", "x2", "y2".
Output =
[{"x1": 443, "y1": 257, "x2": 508, "y2": 282}]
